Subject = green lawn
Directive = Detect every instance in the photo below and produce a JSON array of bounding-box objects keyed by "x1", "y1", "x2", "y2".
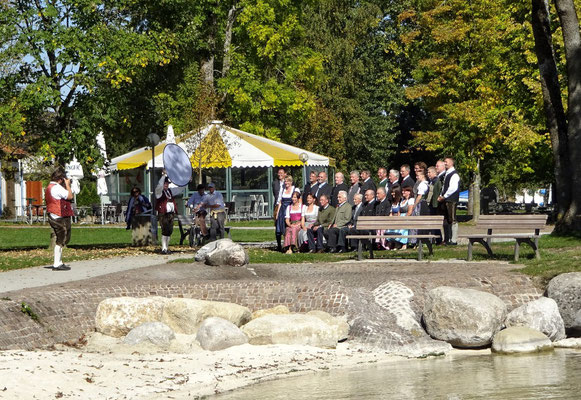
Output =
[{"x1": 1, "y1": 224, "x2": 580, "y2": 287}]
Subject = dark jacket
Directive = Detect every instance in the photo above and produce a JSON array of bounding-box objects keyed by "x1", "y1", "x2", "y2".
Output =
[
  {"x1": 330, "y1": 183, "x2": 349, "y2": 207},
  {"x1": 374, "y1": 198, "x2": 391, "y2": 216},
  {"x1": 313, "y1": 182, "x2": 332, "y2": 201},
  {"x1": 361, "y1": 199, "x2": 377, "y2": 216},
  {"x1": 360, "y1": 178, "x2": 376, "y2": 195}
]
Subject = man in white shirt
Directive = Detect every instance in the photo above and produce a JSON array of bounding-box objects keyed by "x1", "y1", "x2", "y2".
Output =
[
  {"x1": 438, "y1": 157, "x2": 461, "y2": 245},
  {"x1": 45, "y1": 169, "x2": 74, "y2": 270}
]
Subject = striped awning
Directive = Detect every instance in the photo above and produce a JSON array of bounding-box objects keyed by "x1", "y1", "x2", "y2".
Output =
[{"x1": 110, "y1": 122, "x2": 334, "y2": 170}]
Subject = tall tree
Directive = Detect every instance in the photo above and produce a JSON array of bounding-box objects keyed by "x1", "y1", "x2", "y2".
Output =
[
  {"x1": 0, "y1": 0, "x2": 177, "y2": 165},
  {"x1": 531, "y1": 0, "x2": 581, "y2": 233},
  {"x1": 401, "y1": 0, "x2": 549, "y2": 216}
]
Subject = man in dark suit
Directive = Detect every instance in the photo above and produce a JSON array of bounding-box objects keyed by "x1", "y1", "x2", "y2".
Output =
[
  {"x1": 347, "y1": 170, "x2": 361, "y2": 206},
  {"x1": 400, "y1": 164, "x2": 415, "y2": 189},
  {"x1": 272, "y1": 168, "x2": 286, "y2": 206},
  {"x1": 359, "y1": 189, "x2": 377, "y2": 251},
  {"x1": 360, "y1": 170, "x2": 376, "y2": 195},
  {"x1": 387, "y1": 169, "x2": 399, "y2": 203},
  {"x1": 340, "y1": 193, "x2": 364, "y2": 251},
  {"x1": 374, "y1": 187, "x2": 391, "y2": 216},
  {"x1": 330, "y1": 172, "x2": 349, "y2": 207},
  {"x1": 313, "y1": 171, "x2": 332, "y2": 201},
  {"x1": 302, "y1": 170, "x2": 317, "y2": 204},
  {"x1": 377, "y1": 167, "x2": 388, "y2": 188}
]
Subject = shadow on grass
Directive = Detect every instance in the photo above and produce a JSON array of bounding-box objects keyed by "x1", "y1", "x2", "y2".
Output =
[{"x1": 1, "y1": 243, "x2": 137, "y2": 252}]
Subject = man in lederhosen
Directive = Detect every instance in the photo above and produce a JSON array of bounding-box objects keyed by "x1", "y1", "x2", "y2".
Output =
[
  {"x1": 155, "y1": 173, "x2": 185, "y2": 254},
  {"x1": 45, "y1": 169, "x2": 74, "y2": 271}
]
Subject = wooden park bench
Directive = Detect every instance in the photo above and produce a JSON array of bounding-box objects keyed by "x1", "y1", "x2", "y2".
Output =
[
  {"x1": 177, "y1": 214, "x2": 231, "y2": 247},
  {"x1": 459, "y1": 214, "x2": 548, "y2": 261},
  {"x1": 346, "y1": 215, "x2": 444, "y2": 261}
]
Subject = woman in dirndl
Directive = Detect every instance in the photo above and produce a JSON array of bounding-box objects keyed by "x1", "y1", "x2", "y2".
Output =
[{"x1": 275, "y1": 175, "x2": 300, "y2": 252}]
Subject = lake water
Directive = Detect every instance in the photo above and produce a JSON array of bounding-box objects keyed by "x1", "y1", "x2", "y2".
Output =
[{"x1": 215, "y1": 349, "x2": 581, "y2": 399}]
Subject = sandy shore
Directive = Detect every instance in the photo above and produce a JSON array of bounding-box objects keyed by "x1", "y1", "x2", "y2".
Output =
[{"x1": 0, "y1": 334, "x2": 412, "y2": 400}]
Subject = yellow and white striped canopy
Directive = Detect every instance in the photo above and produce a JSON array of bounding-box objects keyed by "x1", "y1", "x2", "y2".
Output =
[{"x1": 110, "y1": 122, "x2": 335, "y2": 170}]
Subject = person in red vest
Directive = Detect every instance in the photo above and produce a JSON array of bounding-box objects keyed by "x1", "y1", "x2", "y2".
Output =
[
  {"x1": 45, "y1": 169, "x2": 74, "y2": 270},
  {"x1": 155, "y1": 172, "x2": 185, "y2": 254}
]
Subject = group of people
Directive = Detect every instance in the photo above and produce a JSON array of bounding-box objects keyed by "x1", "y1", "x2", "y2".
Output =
[
  {"x1": 272, "y1": 157, "x2": 461, "y2": 254},
  {"x1": 125, "y1": 173, "x2": 227, "y2": 255}
]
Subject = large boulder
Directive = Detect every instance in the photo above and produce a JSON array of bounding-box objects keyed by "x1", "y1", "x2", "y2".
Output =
[
  {"x1": 505, "y1": 297, "x2": 566, "y2": 341},
  {"x1": 123, "y1": 322, "x2": 176, "y2": 347},
  {"x1": 423, "y1": 287, "x2": 507, "y2": 348},
  {"x1": 161, "y1": 298, "x2": 252, "y2": 334},
  {"x1": 195, "y1": 239, "x2": 249, "y2": 266},
  {"x1": 546, "y1": 272, "x2": 581, "y2": 330},
  {"x1": 251, "y1": 305, "x2": 290, "y2": 320},
  {"x1": 492, "y1": 327, "x2": 553, "y2": 354},
  {"x1": 241, "y1": 314, "x2": 343, "y2": 348},
  {"x1": 195, "y1": 317, "x2": 249, "y2": 351},
  {"x1": 95, "y1": 297, "x2": 168, "y2": 337},
  {"x1": 307, "y1": 310, "x2": 350, "y2": 342}
]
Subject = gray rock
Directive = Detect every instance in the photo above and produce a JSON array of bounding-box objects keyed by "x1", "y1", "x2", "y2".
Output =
[
  {"x1": 546, "y1": 272, "x2": 581, "y2": 330},
  {"x1": 161, "y1": 298, "x2": 252, "y2": 334},
  {"x1": 95, "y1": 297, "x2": 169, "y2": 337},
  {"x1": 205, "y1": 240, "x2": 249, "y2": 267},
  {"x1": 573, "y1": 309, "x2": 581, "y2": 331},
  {"x1": 553, "y1": 338, "x2": 581, "y2": 348},
  {"x1": 195, "y1": 317, "x2": 248, "y2": 351},
  {"x1": 241, "y1": 314, "x2": 342, "y2": 348},
  {"x1": 195, "y1": 239, "x2": 230, "y2": 262},
  {"x1": 306, "y1": 310, "x2": 350, "y2": 341},
  {"x1": 492, "y1": 326, "x2": 553, "y2": 354},
  {"x1": 123, "y1": 322, "x2": 176, "y2": 347},
  {"x1": 423, "y1": 286, "x2": 507, "y2": 348},
  {"x1": 505, "y1": 297, "x2": 566, "y2": 341}
]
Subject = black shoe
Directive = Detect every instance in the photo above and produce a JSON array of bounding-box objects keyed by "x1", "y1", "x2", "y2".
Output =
[
  {"x1": 328, "y1": 248, "x2": 337, "y2": 253},
  {"x1": 316, "y1": 248, "x2": 325, "y2": 253},
  {"x1": 308, "y1": 249, "x2": 315, "y2": 253},
  {"x1": 336, "y1": 248, "x2": 346, "y2": 253},
  {"x1": 52, "y1": 264, "x2": 71, "y2": 271},
  {"x1": 445, "y1": 242, "x2": 458, "y2": 246},
  {"x1": 161, "y1": 249, "x2": 168, "y2": 255}
]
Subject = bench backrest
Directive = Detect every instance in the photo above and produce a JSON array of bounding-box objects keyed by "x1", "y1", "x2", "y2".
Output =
[
  {"x1": 475, "y1": 214, "x2": 547, "y2": 231},
  {"x1": 355, "y1": 215, "x2": 444, "y2": 231},
  {"x1": 177, "y1": 214, "x2": 194, "y2": 225}
]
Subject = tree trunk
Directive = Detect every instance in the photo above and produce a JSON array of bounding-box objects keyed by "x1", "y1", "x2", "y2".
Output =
[
  {"x1": 531, "y1": 0, "x2": 570, "y2": 226},
  {"x1": 554, "y1": 0, "x2": 581, "y2": 232},
  {"x1": 222, "y1": 5, "x2": 239, "y2": 79},
  {"x1": 471, "y1": 159, "x2": 481, "y2": 222}
]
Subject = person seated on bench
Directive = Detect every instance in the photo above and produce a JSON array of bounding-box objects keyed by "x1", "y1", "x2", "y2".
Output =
[
  {"x1": 202, "y1": 183, "x2": 226, "y2": 241},
  {"x1": 326, "y1": 190, "x2": 352, "y2": 253},
  {"x1": 339, "y1": 193, "x2": 364, "y2": 252},
  {"x1": 186, "y1": 184, "x2": 209, "y2": 239},
  {"x1": 283, "y1": 191, "x2": 303, "y2": 254},
  {"x1": 387, "y1": 186, "x2": 414, "y2": 250},
  {"x1": 298, "y1": 193, "x2": 318, "y2": 252},
  {"x1": 306, "y1": 194, "x2": 335, "y2": 253},
  {"x1": 374, "y1": 187, "x2": 391, "y2": 250}
]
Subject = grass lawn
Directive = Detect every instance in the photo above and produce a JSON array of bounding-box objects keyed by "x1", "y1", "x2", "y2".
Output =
[{"x1": 1, "y1": 223, "x2": 580, "y2": 287}]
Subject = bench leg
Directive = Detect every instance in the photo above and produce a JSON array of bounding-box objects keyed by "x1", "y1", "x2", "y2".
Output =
[
  {"x1": 425, "y1": 239, "x2": 433, "y2": 256},
  {"x1": 369, "y1": 240, "x2": 374, "y2": 259},
  {"x1": 418, "y1": 240, "x2": 423, "y2": 261},
  {"x1": 467, "y1": 240, "x2": 473, "y2": 261},
  {"x1": 534, "y1": 237, "x2": 540, "y2": 259},
  {"x1": 357, "y1": 241, "x2": 363, "y2": 261},
  {"x1": 514, "y1": 240, "x2": 520, "y2": 262},
  {"x1": 515, "y1": 238, "x2": 539, "y2": 261}
]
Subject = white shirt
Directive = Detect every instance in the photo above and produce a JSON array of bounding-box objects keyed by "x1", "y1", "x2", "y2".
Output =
[
  {"x1": 417, "y1": 181, "x2": 429, "y2": 196},
  {"x1": 49, "y1": 181, "x2": 69, "y2": 219},
  {"x1": 442, "y1": 167, "x2": 460, "y2": 199}
]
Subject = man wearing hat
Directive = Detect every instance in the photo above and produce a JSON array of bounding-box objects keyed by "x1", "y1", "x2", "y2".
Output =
[
  {"x1": 202, "y1": 182, "x2": 226, "y2": 241},
  {"x1": 155, "y1": 172, "x2": 185, "y2": 254},
  {"x1": 186, "y1": 184, "x2": 209, "y2": 238}
]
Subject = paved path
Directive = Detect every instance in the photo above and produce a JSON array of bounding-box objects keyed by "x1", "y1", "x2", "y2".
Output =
[{"x1": 0, "y1": 253, "x2": 192, "y2": 294}]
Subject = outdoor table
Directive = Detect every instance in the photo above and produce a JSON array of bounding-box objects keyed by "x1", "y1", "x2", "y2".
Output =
[{"x1": 32, "y1": 204, "x2": 46, "y2": 223}]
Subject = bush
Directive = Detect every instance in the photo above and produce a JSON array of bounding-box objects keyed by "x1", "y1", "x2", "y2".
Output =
[{"x1": 76, "y1": 180, "x2": 100, "y2": 206}]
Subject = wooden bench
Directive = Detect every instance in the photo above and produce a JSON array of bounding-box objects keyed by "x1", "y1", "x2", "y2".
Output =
[
  {"x1": 459, "y1": 214, "x2": 547, "y2": 261},
  {"x1": 177, "y1": 214, "x2": 231, "y2": 247},
  {"x1": 346, "y1": 215, "x2": 444, "y2": 261}
]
